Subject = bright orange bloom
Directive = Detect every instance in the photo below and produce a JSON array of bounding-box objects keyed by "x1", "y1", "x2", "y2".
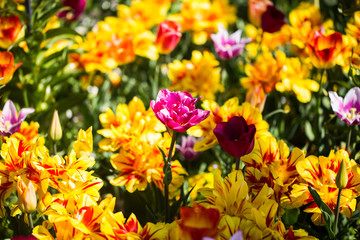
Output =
[
  {"x1": 188, "y1": 98, "x2": 270, "y2": 151},
  {"x1": 288, "y1": 2, "x2": 334, "y2": 58},
  {"x1": 0, "y1": 51, "x2": 21, "y2": 85},
  {"x1": 241, "y1": 50, "x2": 286, "y2": 110},
  {"x1": 288, "y1": 150, "x2": 360, "y2": 225},
  {"x1": 177, "y1": 203, "x2": 221, "y2": 240},
  {"x1": 306, "y1": 31, "x2": 343, "y2": 69},
  {"x1": 0, "y1": 15, "x2": 24, "y2": 49}
]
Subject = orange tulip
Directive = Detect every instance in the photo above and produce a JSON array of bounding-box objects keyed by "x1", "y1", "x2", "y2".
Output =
[
  {"x1": 0, "y1": 51, "x2": 21, "y2": 85},
  {"x1": 156, "y1": 20, "x2": 182, "y2": 54},
  {"x1": 248, "y1": 0, "x2": 273, "y2": 27},
  {"x1": 177, "y1": 203, "x2": 221, "y2": 240},
  {"x1": 0, "y1": 15, "x2": 24, "y2": 49},
  {"x1": 307, "y1": 30, "x2": 343, "y2": 69}
]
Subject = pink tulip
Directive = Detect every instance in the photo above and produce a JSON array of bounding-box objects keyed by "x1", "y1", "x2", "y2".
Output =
[
  {"x1": 150, "y1": 89, "x2": 210, "y2": 132},
  {"x1": 211, "y1": 24, "x2": 251, "y2": 60},
  {"x1": 0, "y1": 100, "x2": 34, "y2": 136},
  {"x1": 156, "y1": 20, "x2": 182, "y2": 54},
  {"x1": 329, "y1": 87, "x2": 360, "y2": 125}
]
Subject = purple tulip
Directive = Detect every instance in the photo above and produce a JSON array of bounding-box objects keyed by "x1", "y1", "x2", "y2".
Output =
[
  {"x1": 176, "y1": 135, "x2": 202, "y2": 161},
  {"x1": 150, "y1": 89, "x2": 210, "y2": 133},
  {"x1": 210, "y1": 24, "x2": 251, "y2": 60},
  {"x1": 0, "y1": 100, "x2": 34, "y2": 137},
  {"x1": 213, "y1": 116, "x2": 256, "y2": 158},
  {"x1": 261, "y1": 5, "x2": 286, "y2": 33},
  {"x1": 203, "y1": 230, "x2": 243, "y2": 240},
  {"x1": 58, "y1": 0, "x2": 86, "y2": 22},
  {"x1": 329, "y1": 87, "x2": 360, "y2": 125}
]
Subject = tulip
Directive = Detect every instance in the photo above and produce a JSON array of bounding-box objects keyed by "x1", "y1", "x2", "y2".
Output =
[
  {"x1": 0, "y1": 15, "x2": 24, "y2": 49},
  {"x1": 177, "y1": 204, "x2": 221, "y2": 240},
  {"x1": 175, "y1": 135, "x2": 201, "y2": 161},
  {"x1": 329, "y1": 87, "x2": 360, "y2": 125},
  {"x1": 261, "y1": 5, "x2": 286, "y2": 33},
  {"x1": 155, "y1": 20, "x2": 182, "y2": 55},
  {"x1": 49, "y1": 110, "x2": 62, "y2": 141},
  {"x1": 150, "y1": 89, "x2": 210, "y2": 133},
  {"x1": 0, "y1": 51, "x2": 21, "y2": 85},
  {"x1": 17, "y1": 179, "x2": 37, "y2": 213},
  {"x1": 210, "y1": 24, "x2": 251, "y2": 60},
  {"x1": 58, "y1": 0, "x2": 86, "y2": 22},
  {"x1": 248, "y1": 0, "x2": 273, "y2": 27},
  {"x1": 0, "y1": 100, "x2": 35, "y2": 137},
  {"x1": 336, "y1": 160, "x2": 348, "y2": 190},
  {"x1": 307, "y1": 30, "x2": 343, "y2": 69},
  {"x1": 213, "y1": 116, "x2": 256, "y2": 158}
]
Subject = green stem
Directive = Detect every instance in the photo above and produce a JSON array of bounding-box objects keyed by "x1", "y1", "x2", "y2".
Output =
[
  {"x1": 346, "y1": 126, "x2": 353, "y2": 154},
  {"x1": 23, "y1": 87, "x2": 29, "y2": 108},
  {"x1": 317, "y1": 69, "x2": 325, "y2": 114},
  {"x1": 235, "y1": 157, "x2": 241, "y2": 171},
  {"x1": 25, "y1": 0, "x2": 32, "y2": 34},
  {"x1": 164, "y1": 131, "x2": 177, "y2": 223},
  {"x1": 152, "y1": 56, "x2": 162, "y2": 99},
  {"x1": 334, "y1": 188, "x2": 342, "y2": 235},
  {"x1": 53, "y1": 142, "x2": 57, "y2": 155},
  {"x1": 28, "y1": 212, "x2": 33, "y2": 231},
  {"x1": 264, "y1": 109, "x2": 286, "y2": 120}
]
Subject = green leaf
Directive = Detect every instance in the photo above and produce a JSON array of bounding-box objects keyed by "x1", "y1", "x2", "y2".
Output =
[
  {"x1": 305, "y1": 121, "x2": 315, "y2": 141},
  {"x1": 282, "y1": 208, "x2": 299, "y2": 226},
  {"x1": 308, "y1": 186, "x2": 335, "y2": 239},
  {"x1": 45, "y1": 27, "x2": 83, "y2": 40}
]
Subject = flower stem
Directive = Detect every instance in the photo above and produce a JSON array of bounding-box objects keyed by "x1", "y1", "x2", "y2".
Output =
[
  {"x1": 346, "y1": 126, "x2": 353, "y2": 154},
  {"x1": 235, "y1": 157, "x2": 241, "y2": 171},
  {"x1": 334, "y1": 188, "x2": 342, "y2": 235},
  {"x1": 53, "y1": 142, "x2": 57, "y2": 155},
  {"x1": 152, "y1": 56, "x2": 162, "y2": 100},
  {"x1": 164, "y1": 131, "x2": 177, "y2": 223},
  {"x1": 23, "y1": 87, "x2": 29, "y2": 108},
  {"x1": 28, "y1": 212, "x2": 34, "y2": 230},
  {"x1": 25, "y1": 0, "x2": 32, "y2": 34}
]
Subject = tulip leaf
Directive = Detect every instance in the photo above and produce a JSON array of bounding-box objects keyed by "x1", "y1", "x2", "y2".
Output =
[
  {"x1": 304, "y1": 121, "x2": 315, "y2": 141},
  {"x1": 158, "y1": 146, "x2": 172, "y2": 185},
  {"x1": 308, "y1": 186, "x2": 335, "y2": 239},
  {"x1": 282, "y1": 208, "x2": 299, "y2": 226},
  {"x1": 45, "y1": 27, "x2": 83, "y2": 40}
]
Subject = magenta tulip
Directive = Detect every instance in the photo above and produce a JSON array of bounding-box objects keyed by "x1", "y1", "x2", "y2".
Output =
[
  {"x1": 150, "y1": 89, "x2": 210, "y2": 132},
  {"x1": 11, "y1": 236, "x2": 36, "y2": 240},
  {"x1": 211, "y1": 24, "x2": 251, "y2": 60},
  {"x1": 213, "y1": 116, "x2": 256, "y2": 158},
  {"x1": 329, "y1": 87, "x2": 360, "y2": 125}
]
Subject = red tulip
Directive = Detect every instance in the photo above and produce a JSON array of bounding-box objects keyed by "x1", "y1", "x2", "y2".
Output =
[
  {"x1": 261, "y1": 5, "x2": 286, "y2": 33},
  {"x1": 155, "y1": 20, "x2": 182, "y2": 54}
]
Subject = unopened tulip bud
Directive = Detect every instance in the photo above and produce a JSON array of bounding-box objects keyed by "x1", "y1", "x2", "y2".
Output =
[
  {"x1": 156, "y1": 20, "x2": 182, "y2": 55},
  {"x1": 17, "y1": 179, "x2": 37, "y2": 213},
  {"x1": 49, "y1": 110, "x2": 62, "y2": 141},
  {"x1": 336, "y1": 160, "x2": 348, "y2": 189}
]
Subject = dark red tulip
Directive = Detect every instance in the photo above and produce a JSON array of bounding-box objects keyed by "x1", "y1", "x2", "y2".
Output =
[
  {"x1": 58, "y1": 0, "x2": 86, "y2": 22},
  {"x1": 213, "y1": 116, "x2": 256, "y2": 158},
  {"x1": 261, "y1": 5, "x2": 286, "y2": 33}
]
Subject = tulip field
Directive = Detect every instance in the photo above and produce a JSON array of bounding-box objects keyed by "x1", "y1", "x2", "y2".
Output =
[{"x1": 3, "y1": 0, "x2": 360, "y2": 239}]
